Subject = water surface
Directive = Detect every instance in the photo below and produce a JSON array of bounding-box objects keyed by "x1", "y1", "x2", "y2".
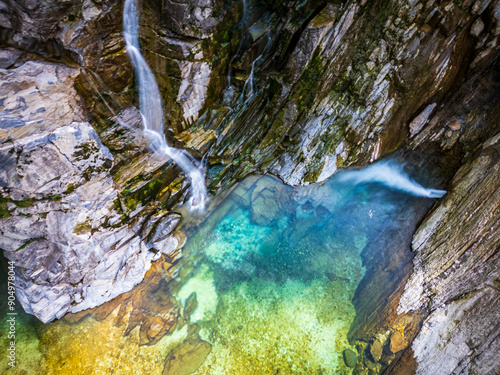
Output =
[{"x1": 0, "y1": 164, "x2": 441, "y2": 374}]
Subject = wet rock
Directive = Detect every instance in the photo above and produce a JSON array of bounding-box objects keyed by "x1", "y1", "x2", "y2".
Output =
[
  {"x1": 343, "y1": 348, "x2": 358, "y2": 368},
  {"x1": 369, "y1": 339, "x2": 383, "y2": 362},
  {"x1": 380, "y1": 350, "x2": 395, "y2": 365},
  {"x1": 398, "y1": 138, "x2": 500, "y2": 373},
  {"x1": 176, "y1": 60, "x2": 212, "y2": 124},
  {"x1": 364, "y1": 356, "x2": 376, "y2": 370},
  {"x1": 144, "y1": 212, "x2": 182, "y2": 246},
  {"x1": 145, "y1": 316, "x2": 168, "y2": 341},
  {"x1": 0, "y1": 121, "x2": 164, "y2": 323},
  {"x1": 0, "y1": 110, "x2": 182, "y2": 324},
  {"x1": 409, "y1": 104, "x2": 437, "y2": 136},
  {"x1": 447, "y1": 119, "x2": 461, "y2": 130},
  {"x1": 389, "y1": 331, "x2": 405, "y2": 354},
  {"x1": 412, "y1": 287, "x2": 500, "y2": 375},
  {"x1": 286, "y1": 4, "x2": 337, "y2": 82},
  {"x1": 250, "y1": 176, "x2": 293, "y2": 225},
  {"x1": 492, "y1": 2, "x2": 500, "y2": 36},
  {"x1": 399, "y1": 140, "x2": 500, "y2": 314},
  {"x1": 184, "y1": 292, "x2": 198, "y2": 319},
  {"x1": 470, "y1": 18, "x2": 485, "y2": 37},
  {"x1": 160, "y1": 0, "x2": 222, "y2": 39}
]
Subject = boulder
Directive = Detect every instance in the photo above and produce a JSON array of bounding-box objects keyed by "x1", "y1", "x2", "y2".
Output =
[
  {"x1": 389, "y1": 331, "x2": 405, "y2": 354},
  {"x1": 343, "y1": 348, "x2": 358, "y2": 368},
  {"x1": 369, "y1": 339, "x2": 383, "y2": 362}
]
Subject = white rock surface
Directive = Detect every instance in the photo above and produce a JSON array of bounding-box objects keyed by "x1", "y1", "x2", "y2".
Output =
[
  {"x1": 0, "y1": 122, "x2": 160, "y2": 323},
  {"x1": 0, "y1": 61, "x2": 181, "y2": 323}
]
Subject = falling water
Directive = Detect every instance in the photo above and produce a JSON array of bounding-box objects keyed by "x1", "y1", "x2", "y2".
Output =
[
  {"x1": 336, "y1": 160, "x2": 446, "y2": 198},
  {"x1": 123, "y1": 0, "x2": 207, "y2": 212},
  {"x1": 242, "y1": 58, "x2": 257, "y2": 98},
  {"x1": 242, "y1": 31, "x2": 272, "y2": 100}
]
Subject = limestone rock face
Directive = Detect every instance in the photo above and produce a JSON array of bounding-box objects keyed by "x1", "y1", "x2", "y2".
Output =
[
  {"x1": 0, "y1": 4, "x2": 498, "y2": 369},
  {"x1": 0, "y1": 58, "x2": 182, "y2": 322},
  {"x1": 412, "y1": 287, "x2": 499, "y2": 375},
  {"x1": 0, "y1": 119, "x2": 158, "y2": 323},
  {"x1": 0, "y1": 61, "x2": 85, "y2": 141},
  {"x1": 162, "y1": 335, "x2": 212, "y2": 375},
  {"x1": 172, "y1": 0, "x2": 499, "y2": 191},
  {"x1": 396, "y1": 137, "x2": 500, "y2": 374},
  {"x1": 400, "y1": 140, "x2": 500, "y2": 314}
]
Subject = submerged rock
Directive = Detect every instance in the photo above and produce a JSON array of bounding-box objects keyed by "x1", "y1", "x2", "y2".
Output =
[
  {"x1": 184, "y1": 292, "x2": 198, "y2": 320},
  {"x1": 250, "y1": 176, "x2": 293, "y2": 226},
  {"x1": 162, "y1": 336, "x2": 212, "y2": 375},
  {"x1": 343, "y1": 348, "x2": 358, "y2": 368},
  {"x1": 389, "y1": 331, "x2": 405, "y2": 354},
  {"x1": 0, "y1": 61, "x2": 85, "y2": 142},
  {"x1": 369, "y1": 339, "x2": 383, "y2": 362}
]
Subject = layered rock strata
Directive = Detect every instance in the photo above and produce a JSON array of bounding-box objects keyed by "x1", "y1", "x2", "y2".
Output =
[{"x1": 0, "y1": 1, "x2": 499, "y2": 373}]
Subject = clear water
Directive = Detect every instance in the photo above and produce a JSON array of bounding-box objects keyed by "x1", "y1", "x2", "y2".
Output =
[{"x1": 0, "y1": 163, "x2": 442, "y2": 374}]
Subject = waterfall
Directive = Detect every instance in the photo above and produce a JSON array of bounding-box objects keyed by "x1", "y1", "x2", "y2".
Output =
[
  {"x1": 242, "y1": 58, "x2": 257, "y2": 98},
  {"x1": 242, "y1": 31, "x2": 272, "y2": 100},
  {"x1": 336, "y1": 160, "x2": 446, "y2": 198},
  {"x1": 123, "y1": 0, "x2": 207, "y2": 212}
]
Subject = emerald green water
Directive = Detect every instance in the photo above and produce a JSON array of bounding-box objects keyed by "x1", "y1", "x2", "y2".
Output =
[{"x1": 0, "y1": 169, "x2": 433, "y2": 374}]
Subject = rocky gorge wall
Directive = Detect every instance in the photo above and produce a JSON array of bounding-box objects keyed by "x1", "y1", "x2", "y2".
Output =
[{"x1": 0, "y1": 0, "x2": 499, "y2": 373}]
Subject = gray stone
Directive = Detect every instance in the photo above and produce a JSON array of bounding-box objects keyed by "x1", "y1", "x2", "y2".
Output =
[
  {"x1": 399, "y1": 138, "x2": 500, "y2": 374},
  {"x1": 409, "y1": 104, "x2": 437, "y2": 136},
  {"x1": 412, "y1": 287, "x2": 500, "y2": 375},
  {"x1": 364, "y1": 356, "x2": 376, "y2": 370},
  {"x1": 184, "y1": 292, "x2": 198, "y2": 319},
  {"x1": 0, "y1": 48, "x2": 22, "y2": 68},
  {"x1": 150, "y1": 213, "x2": 182, "y2": 244},
  {"x1": 163, "y1": 336, "x2": 212, "y2": 375},
  {"x1": 470, "y1": 18, "x2": 485, "y2": 37},
  {"x1": 0, "y1": 121, "x2": 163, "y2": 323},
  {"x1": 399, "y1": 140, "x2": 500, "y2": 313}
]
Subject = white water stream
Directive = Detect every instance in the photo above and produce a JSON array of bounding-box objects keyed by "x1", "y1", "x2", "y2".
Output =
[
  {"x1": 123, "y1": 0, "x2": 207, "y2": 212},
  {"x1": 336, "y1": 160, "x2": 446, "y2": 198}
]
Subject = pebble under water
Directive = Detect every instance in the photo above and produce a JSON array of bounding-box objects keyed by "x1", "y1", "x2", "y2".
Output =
[{"x1": 0, "y1": 165, "x2": 441, "y2": 374}]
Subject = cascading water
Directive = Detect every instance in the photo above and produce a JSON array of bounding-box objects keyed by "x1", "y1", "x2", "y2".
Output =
[
  {"x1": 335, "y1": 160, "x2": 446, "y2": 198},
  {"x1": 123, "y1": 0, "x2": 207, "y2": 212},
  {"x1": 242, "y1": 31, "x2": 272, "y2": 101},
  {"x1": 242, "y1": 59, "x2": 257, "y2": 98}
]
